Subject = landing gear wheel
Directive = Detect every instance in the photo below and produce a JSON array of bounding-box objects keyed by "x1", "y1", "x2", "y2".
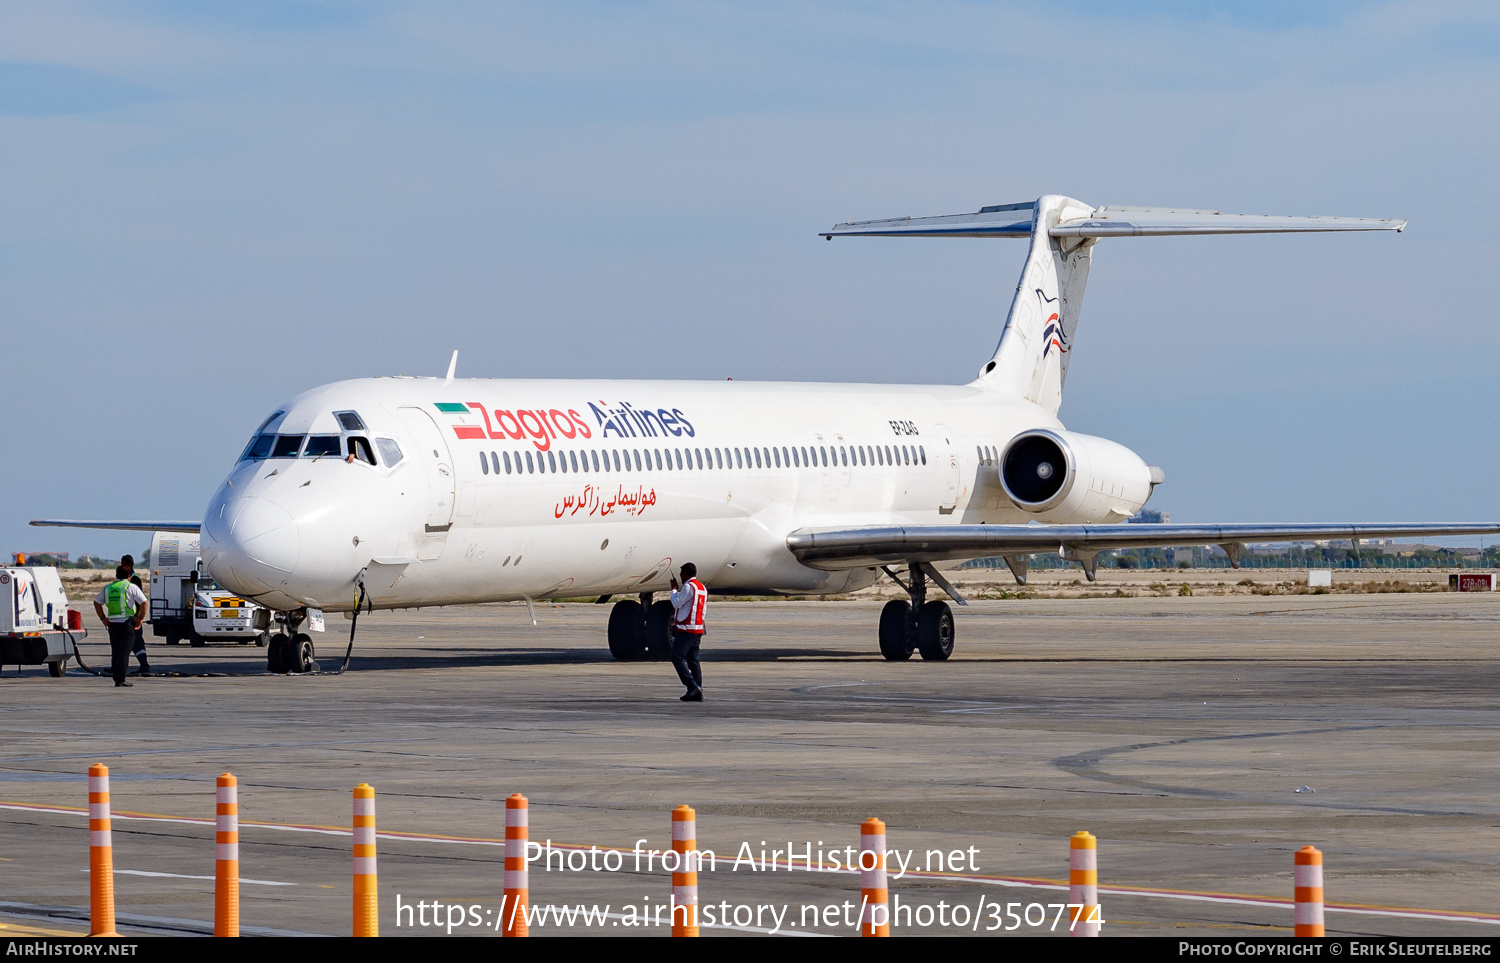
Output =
[
  {"x1": 48, "y1": 659, "x2": 67, "y2": 677},
  {"x1": 917, "y1": 600, "x2": 954, "y2": 661},
  {"x1": 878, "y1": 600, "x2": 914, "y2": 661},
  {"x1": 645, "y1": 600, "x2": 676, "y2": 660},
  {"x1": 290, "y1": 634, "x2": 317, "y2": 673},
  {"x1": 267, "y1": 632, "x2": 291, "y2": 673},
  {"x1": 608, "y1": 600, "x2": 646, "y2": 660}
]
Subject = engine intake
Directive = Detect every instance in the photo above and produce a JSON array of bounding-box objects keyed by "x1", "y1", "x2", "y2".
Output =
[{"x1": 999, "y1": 428, "x2": 1157, "y2": 523}]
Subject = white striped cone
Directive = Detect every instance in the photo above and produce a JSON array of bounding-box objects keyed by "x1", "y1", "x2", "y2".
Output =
[
  {"x1": 215, "y1": 773, "x2": 239, "y2": 937},
  {"x1": 88, "y1": 763, "x2": 118, "y2": 937},
  {"x1": 352, "y1": 784, "x2": 378, "y2": 937},
  {"x1": 503, "y1": 794, "x2": 529, "y2": 937},
  {"x1": 1294, "y1": 846, "x2": 1324, "y2": 937},
  {"x1": 1069, "y1": 831, "x2": 1099, "y2": 936},
  {"x1": 859, "y1": 818, "x2": 889, "y2": 937},
  {"x1": 671, "y1": 805, "x2": 699, "y2": 936}
]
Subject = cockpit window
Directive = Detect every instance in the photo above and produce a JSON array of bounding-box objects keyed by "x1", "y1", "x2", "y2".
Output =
[
  {"x1": 348, "y1": 436, "x2": 376, "y2": 466},
  {"x1": 271, "y1": 434, "x2": 306, "y2": 458},
  {"x1": 304, "y1": 435, "x2": 342, "y2": 458},
  {"x1": 335, "y1": 411, "x2": 367, "y2": 432},
  {"x1": 376, "y1": 437, "x2": 403, "y2": 466},
  {"x1": 241, "y1": 434, "x2": 276, "y2": 461}
]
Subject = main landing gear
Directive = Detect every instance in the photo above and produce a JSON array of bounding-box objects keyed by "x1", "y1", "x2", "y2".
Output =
[
  {"x1": 267, "y1": 609, "x2": 318, "y2": 674},
  {"x1": 878, "y1": 562, "x2": 957, "y2": 662},
  {"x1": 607, "y1": 593, "x2": 674, "y2": 660}
]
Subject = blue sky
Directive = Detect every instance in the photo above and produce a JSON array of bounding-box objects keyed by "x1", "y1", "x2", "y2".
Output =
[{"x1": 3, "y1": 1, "x2": 1498, "y2": 559}]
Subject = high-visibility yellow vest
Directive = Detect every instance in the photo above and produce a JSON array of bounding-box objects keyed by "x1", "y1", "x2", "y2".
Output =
[{"x1": 105, "y1": 580, "x2": 136, "y2": 620}]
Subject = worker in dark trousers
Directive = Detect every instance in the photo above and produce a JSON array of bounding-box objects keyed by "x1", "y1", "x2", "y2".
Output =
[
  {"x1": 120, "y1": 554, "x2": 151, "y2": 676},
  {"x1": 669, "y1": 563, "x2": 707, "y2": 702},
  {"x1": 93, "y1": 566, "x2": 148, "y2": 687}
]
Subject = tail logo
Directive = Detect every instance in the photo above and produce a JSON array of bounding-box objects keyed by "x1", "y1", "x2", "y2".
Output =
[{"x1": 1037, "y1": 289, "x2": 1067, "y2": 359}]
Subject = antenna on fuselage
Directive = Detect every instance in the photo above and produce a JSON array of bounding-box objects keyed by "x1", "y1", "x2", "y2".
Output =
[{"x1": 444, "y1": 350, "x2": 458, "y2": 382}]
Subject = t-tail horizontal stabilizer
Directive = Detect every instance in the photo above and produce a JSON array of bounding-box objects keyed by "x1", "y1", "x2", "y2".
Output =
[{"x1": 823, "y1": 195, "x2": 1406, "y2": 415}]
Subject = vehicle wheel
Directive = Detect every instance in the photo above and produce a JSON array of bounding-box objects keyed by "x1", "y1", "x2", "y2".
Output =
[
  {"x1": 290, "y1": 634, "x2": 316, "y2": 673},
  {"x1": 254, "y1": 632, "x2": 268, "y2": 648},
  {"x1": 189, "y1": 633, "x2": 207, "y2": 648},
  {"x1": 646, "y1": 600, "x2": 676, "y2": 659},
  {"x1": 917, "y1": 600, "x2": 954, "y2": 661},
  {"x1": 878, "y1": 600, "x2": 914, "y2": 661},
  {"x1": 165, "y1": 634, "x2": 181, "y2": 646},
  {"x1": 48, "y1": 659, "x2": 67, "y2": 677},
  {"x1": 607, "y1": 600, "x2": 645, "y2": 660},
  {"x1": 267, "y1": 633, "x2": 291, "y2": 673}
]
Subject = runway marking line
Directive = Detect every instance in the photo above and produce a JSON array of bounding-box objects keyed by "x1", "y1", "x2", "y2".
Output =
[{"x1": 6, "y1": 800, "x2": 1497, "y2": 927}]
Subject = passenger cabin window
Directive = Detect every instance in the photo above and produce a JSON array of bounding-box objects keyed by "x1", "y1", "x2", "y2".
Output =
[
  {"x1": 271, "y1": 434, "x2": 306, "y2": 458},
  {"x1": 378, "y1": 438, "x2": 403, "y2": 466},
  {"x1": 335, "y1": 411, "x2": 367, "y2": 432},
  {"x1": 304, "y1": 435, "x2": 342, "y2": 458},
  {"x1": 348, "y1": 437, "x2": 376, "y2": 465}
]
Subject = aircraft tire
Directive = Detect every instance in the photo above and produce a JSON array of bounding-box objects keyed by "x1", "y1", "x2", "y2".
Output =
[
  {"x1": 878, "y1": 600, "x2": 914, "y2": 661},
  {"x1": 917, "y1": 600, "x2": 954, "y2": 661},
  {"x1": 646, "y1": 600, "x2": 676, "y2": 659},
  {"x1": 290, "y1": 634, "x2": 316, "y2": 673},
  {"x1": 608, "y1": 600, "x2": 646, "y2": 660},
  {"x1": 267, "y1": 633, "x2": 291, "y2": 673}
]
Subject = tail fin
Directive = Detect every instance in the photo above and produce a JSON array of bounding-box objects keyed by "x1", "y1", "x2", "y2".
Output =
[{"x1": 823, "y1": 196, "x2": 1406, "y2": 415}]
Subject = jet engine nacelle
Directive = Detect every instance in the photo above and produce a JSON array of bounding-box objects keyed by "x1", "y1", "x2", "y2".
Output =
[{"x1": 999, "y1": 428, "x2": 1160, "y2": 524}]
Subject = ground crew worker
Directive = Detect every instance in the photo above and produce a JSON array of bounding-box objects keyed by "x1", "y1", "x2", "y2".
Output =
[
  {"x1": 94, "y1": 565, "x2": 148, "y2": 687},
  {"x1": 119, "y1": 554, "x2": 151, "y2": 677},
  {"x1": 669, "y1": 563, "x2": 707, "y2": 702}
]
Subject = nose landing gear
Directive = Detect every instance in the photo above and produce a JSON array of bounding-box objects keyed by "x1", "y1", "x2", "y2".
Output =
[{"x1": 266, "y1": 610, "x2": 318, "y2": 674}]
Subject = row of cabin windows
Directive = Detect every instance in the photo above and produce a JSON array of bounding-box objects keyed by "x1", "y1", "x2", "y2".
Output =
[{"x1": 478, "y1": 442, "x2": 928, "y2": 476}]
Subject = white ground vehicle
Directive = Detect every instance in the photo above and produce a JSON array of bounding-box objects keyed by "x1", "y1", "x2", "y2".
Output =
[
  {"x1": 0, "y1": 566, "x2": 79, "y2": 677},
  {"x1": 147, "y1": 531, "x2": 269, "y2": 646}
]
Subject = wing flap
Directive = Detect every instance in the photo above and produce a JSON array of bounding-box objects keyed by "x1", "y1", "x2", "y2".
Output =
[{"x1": 788, "y1": 523, "x2": 1500, "y2": 570}]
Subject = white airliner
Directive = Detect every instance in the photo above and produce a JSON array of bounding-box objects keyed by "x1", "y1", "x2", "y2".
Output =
[{"x1": 37, "y1": 194, "x2": 1500, "y2": 673}]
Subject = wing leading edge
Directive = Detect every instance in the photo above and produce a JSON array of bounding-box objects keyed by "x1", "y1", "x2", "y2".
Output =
[{"x1": 788, "y1": 523, "x2": 1500, "y2": 574}]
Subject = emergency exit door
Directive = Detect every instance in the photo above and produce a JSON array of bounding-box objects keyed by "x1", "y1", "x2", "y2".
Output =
[{"x1": 933, "y1": 425, "x2": 960, "y2": 513}]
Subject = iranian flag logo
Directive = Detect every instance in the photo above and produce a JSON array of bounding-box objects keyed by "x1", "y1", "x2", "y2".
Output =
[{"x1": 434, "y1": 402, "x2": 486, "y2": 439}]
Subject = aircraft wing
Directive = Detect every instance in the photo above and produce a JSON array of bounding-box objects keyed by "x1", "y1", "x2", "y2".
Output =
[
  {"x1": 788, "y1": 523, "x2": 1500, "y2": 571},
  {"x1": 30, "y1": 519, "x2": 202, "y2": 532}
]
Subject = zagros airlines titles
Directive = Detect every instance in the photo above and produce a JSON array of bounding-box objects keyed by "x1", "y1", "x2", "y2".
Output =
[{"x1": 444, "y1": 399, "x2": 696, "y2": 452}]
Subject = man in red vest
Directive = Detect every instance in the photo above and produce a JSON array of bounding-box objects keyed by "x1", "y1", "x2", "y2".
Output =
[{"x1": 669, "y1": 563, "x2": 707, "y2": 702}]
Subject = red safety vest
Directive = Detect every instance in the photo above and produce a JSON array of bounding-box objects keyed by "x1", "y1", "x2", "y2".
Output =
[{"x1": 675, "y1": 578, "x2": 707, "y2": 633}]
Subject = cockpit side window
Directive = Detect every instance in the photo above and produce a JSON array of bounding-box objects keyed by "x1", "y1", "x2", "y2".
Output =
[
  {"x1": 376, "y1": 437, "x2": 403, "y2": 466},
  {"x1": 304, "y1": 435, "x2": 342, "y2": 458},
  {"x1": 270, "y1": 434, "x2": 306, "y2": 458},
  {"x1": 335, "y1": 411, "x2": 367, "y2": 432},
  {"x1": 348, "y1": 436, "x2": 376, "y2": 466},
  {"x1": 240, "y1": 434, "x2": 276, "y2": 461}
]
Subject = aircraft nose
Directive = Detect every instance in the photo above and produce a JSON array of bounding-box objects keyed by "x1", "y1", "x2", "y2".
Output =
[{"x1": 219, "y1": 495, "x2": 300, "y2": 576}]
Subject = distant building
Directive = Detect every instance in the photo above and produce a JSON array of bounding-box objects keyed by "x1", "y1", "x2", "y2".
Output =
[{"x1": 1128, "y1": 509, "x2": 1170, "y2": 524}]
